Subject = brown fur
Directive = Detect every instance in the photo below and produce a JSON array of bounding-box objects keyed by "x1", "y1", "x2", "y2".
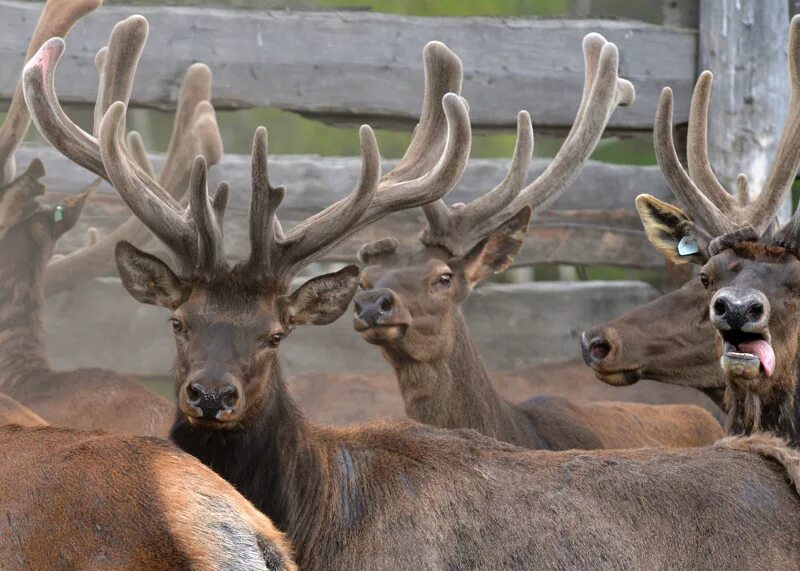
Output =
[
  {"x1": 0, "y1": 393, "x2": 47, "y2": 427},
  {"x1": 0, "y1": 166, "x2": 172, "y2": 435},
  {"x1": 173, "y1": 357, "x2": 800, "y2": 570},
  {"x1": 0, "y1": 424, "x2": 295, "y2": 570},
  {"x1": 356, "y1": 245, "x2": 722, "y2": 449}
]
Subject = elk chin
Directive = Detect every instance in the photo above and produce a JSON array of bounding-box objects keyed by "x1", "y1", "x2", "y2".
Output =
[
  {"x1": 357, "y1": 324, "x2": 408, "y2": 345},
  {"x1": 719, "y1": 330, "x2": 775, "y2": 387},
  {"x1": 592, "y1": 369, "x2": 642, "y2": 387}
]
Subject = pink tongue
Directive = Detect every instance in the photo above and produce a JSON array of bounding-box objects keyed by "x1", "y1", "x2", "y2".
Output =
[{"x1": 738, "y1": 339, "x2": 775, "y2": 377}]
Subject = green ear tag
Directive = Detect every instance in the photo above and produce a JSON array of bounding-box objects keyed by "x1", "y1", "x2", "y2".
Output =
[
  {"x1": 53, "y1": 205, "x2": 64, "y2": 223},
  {"x1": 678, "y1": 235, "x2": 700, "y2": 256}
]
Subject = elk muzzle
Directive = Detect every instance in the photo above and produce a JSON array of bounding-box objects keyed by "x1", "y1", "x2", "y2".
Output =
[
  {"x1": 181, "y1": 374, "x2": 243, "y2": 423},
  {"x1": 580, "y1": 328, "x2": 642, "y2": 385},
  {"x1": 711, "y1": 287, "x2": 774, "y2": 380},
  {"x1": 353, "y1": 287, "x2": 409, "y2": 343}
]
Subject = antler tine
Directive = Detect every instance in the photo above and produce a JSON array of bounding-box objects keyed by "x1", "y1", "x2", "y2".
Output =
[
  {"x1": 126, "y1": 131, "x2": 155, "y2": 177},
  {"x1": 0, "y1": 0, "x2": 102, "y2": 185},
  {"x1": 246, "y1": 126, "x2": 286, "y2": 274},
  {"x1": 99, "y1": 102, "x2": 195, "y2": 275},
  {"x1": 472, "y1": 34, "x2": 634, "y2": 241},
  {"x1": 653, "y1": 87, "x2": 732, "y2": 235},
  {"x1": 279, "y1": 125, "x2": 381, "y2": 273},
  {"x1": 188, "y1": 156, "x2": 226, "y2": 277},
  {"x1": 420, "y1": 110, "x2": 533, "y2": 254},
  {"x1": 159, "y1": 64, "x2": 222, "y2": 196},
  {"x1": 752, "y1": 15, "x2": 800, "y2": 233},
  {"x1": 383, "y1": 41, "x2": 463, "y2": 185},
  {"x1": 686, "y1": 71, "x2": 736, "y2": 216}
]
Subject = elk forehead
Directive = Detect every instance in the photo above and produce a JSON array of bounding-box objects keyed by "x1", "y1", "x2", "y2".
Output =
[
  {"x1": 362, "y1": 247, "x2": 453, "y2": 288},
  {"x1": 706, "y1": 246, "x2": 800, "y2": 287},
  {"x1": 175, "y1": 279, "x2": 284, "y2": 331}
]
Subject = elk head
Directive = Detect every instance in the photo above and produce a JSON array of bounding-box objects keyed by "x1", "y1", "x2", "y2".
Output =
[
  {"x1": 635, "y1": 16, "x2": 800, "y2": 435},
  {"x1": 24, "y1": 18, "x2": 472, "y2": 428},
  {"x1": 355, "y1": 33, "x2": 634, "y2": 365},
  {"x1": 0, "y1": 159, "x2": 93, "y2": 265}
]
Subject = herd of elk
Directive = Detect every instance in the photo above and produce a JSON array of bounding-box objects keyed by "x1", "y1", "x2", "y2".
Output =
[
  {"x1": 352, "y1": 33, "x2": 722, "y2": 449},
  {"x1": 0, "y1": 0, "x2": 227, "y2": 435},
  {"x1": 5, "y1": 0, "x2": 800, "y2": 567},
  {"x1": 19, "y1": 13, "x2": 800, "y2": 569},
  {"x1": 626, "y1": 15, "x2": 800, "y2": 447}
]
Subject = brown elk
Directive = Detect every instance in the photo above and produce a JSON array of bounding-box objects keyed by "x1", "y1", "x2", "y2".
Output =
[
  {"x1": 27, "y1": 18, "x2": 800, "y2": 569},
  {"x1": 0, "y1": 424, "x2": 296, "y2": 570},
  {"x1": 0, "y1": 393, "x2": 47, "y2": 427},
  {"x1": 0, "y1": 1, "x2": 222, "y2": 434},
  {"x1": 353, "y1": 34, "x2": 722, "y2": 449},
  {"x1": 633, "y1": 16, "x2": 800, "y2": 446}
]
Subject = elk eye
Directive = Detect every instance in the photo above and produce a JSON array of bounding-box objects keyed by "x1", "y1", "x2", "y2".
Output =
[
  {"x1": 699, "y1": 274, "x2": 710, "y2": 288},
  {"x1": 170, "y1": 318, "x2": 184, "y2": 334},
  {"x1": 269, "y1": 332, "x2": 284, "y2": 347},
  {"x1": 436, "y1": 273, "x2": 453, "y2": 287}
]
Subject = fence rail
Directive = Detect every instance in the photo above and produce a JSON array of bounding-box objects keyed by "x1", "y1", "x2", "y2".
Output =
[
  {"x1": 0, "y1": 0, "x2": 696, "y2": 131},
  {"x1": 20, "y1": 144, "x2": 669, "y2": 269}
]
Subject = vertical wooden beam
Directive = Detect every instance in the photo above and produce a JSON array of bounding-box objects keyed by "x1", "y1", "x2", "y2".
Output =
[{"x1": 698, "y1": 0, "x2": 792, "y2": 221}]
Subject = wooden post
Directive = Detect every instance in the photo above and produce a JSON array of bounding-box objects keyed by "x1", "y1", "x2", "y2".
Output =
[{"x1": 698, "y1": 0, "x2": 792, "y2": 222}]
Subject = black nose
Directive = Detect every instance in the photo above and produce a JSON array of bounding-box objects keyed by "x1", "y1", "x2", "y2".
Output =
[
  {"x1": 581, "y1": 330, "x2": 611, "y2": 366},
  {"x1": 710, "y1": 288, "x2": 769, "y2": 332},
  {"x1": 353, "y1": 288, "x2": 395, "y2": 328},
  {"x1": 187, "y1": 381, "x2": 239, "y2": 418}
]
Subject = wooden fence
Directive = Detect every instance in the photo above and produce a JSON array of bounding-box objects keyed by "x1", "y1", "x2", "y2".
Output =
[{"x1": 2, "y1": 0, "x2": 792, "y2": 375}]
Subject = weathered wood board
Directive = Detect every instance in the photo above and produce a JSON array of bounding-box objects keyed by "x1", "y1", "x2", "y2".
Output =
[{"x1": 0, "y1": 1, "x2": 696, "y2": 130}]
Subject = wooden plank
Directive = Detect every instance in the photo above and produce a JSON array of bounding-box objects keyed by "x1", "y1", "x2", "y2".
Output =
[
  {"x1": 44, "y1": 278, "x2": 660, "y2": 375},
  {"x1": 698, "y1": 0, "x2": 792, "y2": 222},
  {"x1": 0, "y1": 1, "x2": 696, "y2": 130},
  {"x1": 18, "y1": 144, "x2": 668, "y2": 269}
]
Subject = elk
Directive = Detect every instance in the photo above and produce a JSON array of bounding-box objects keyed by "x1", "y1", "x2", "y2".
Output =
[
  {"x1": 581, "y1": 274, "x2": 726, "y2": 408},
  {"x1": 26, "y1": 18, "x2": 800, "y2": 569},
  {"x1": 0, "y1": 0, "x2": 222, "y2": 435},
  {"x1": 353, "y1": 34, "x2": 722, "y2": 449},
  {"x1": 634, "y1": 15, "x2": 800, "y2": 446},
  {"x1": 0, "y1": 424, "x2": 296, "y2": 570}
]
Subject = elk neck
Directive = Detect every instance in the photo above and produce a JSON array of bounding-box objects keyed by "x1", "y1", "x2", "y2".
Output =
[
  {"x1": 171, "y1": 357, "x2": 359, "y2": 566},
  {"x1": 724, "y1": 367, "x2": 800, "y2": 448},
  {"x1": 0, "y1": 231, "x2": 51, "y2": 392},
  {"x1": 388, "y1": 307, "x2": 530, "y2": 445}
]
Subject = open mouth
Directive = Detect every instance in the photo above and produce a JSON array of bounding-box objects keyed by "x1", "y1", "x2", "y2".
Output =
[{"x1": 719, "y1": 329, "x2": 774, "y2": 379}]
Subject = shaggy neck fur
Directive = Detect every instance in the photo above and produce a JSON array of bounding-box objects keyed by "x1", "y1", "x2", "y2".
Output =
[
  {"x1": 0, "y1": 232, "x2": 51, "y2": 393},
  {"x1": 171, "y1": 359, "x2": 353, "y2": 568},
  {"x1": 725, "y1": 374, "x2": 800, "y2": 448},
  {"x1": 387, "y1": 309, "x2": 536, "y2": 447}
]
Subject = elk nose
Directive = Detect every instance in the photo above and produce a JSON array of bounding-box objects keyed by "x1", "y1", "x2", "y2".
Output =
[
  {"x1": 353, "y1": 288, "x2": 395, "y2": 328},
  {"x1": 580, "y1": 329, "x2": 613, "y2": 367},
  {"x1": 710, "y1": 288, "x2": 770, "y2": 332},
  {"x1": 186, "y1": 381, "x2": 240, "y2": 419}
]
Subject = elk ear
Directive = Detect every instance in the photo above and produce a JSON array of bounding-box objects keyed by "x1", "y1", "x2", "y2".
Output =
[
  {"x1": 50, "y1": 179, "x2": 100, "y2": 239},
  {"x1": 282, "y1": 264, "x2": 360, "y2": 326},
  {"x1": 636, "y1": 194, "x2": 710, "y2": 265},
  {"x1": 115, "y1": 241, "x2": 189, "y2": 309},
  {"x1": 461, "y1": 206, "x2": 532, "y2": 287}
]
